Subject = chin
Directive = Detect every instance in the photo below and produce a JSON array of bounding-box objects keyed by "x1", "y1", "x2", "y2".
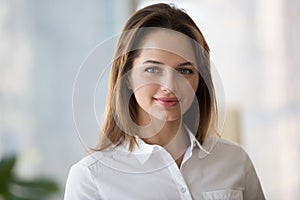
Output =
[
  {"x1": 148, "y1": 107, "x2": 182, "y2": 123},
  {"x1": 149, "y1": 113, "x2": 180, "y2": 122},
  {"x1": 165, "y1": 115, "x2": 181, "y2": 123}
]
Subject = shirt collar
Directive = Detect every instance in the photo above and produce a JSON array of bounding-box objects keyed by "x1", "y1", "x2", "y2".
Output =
[
  {"x1": 185, "y1": 126, "x2": 221, "y2": 159},
  {"x1": 184, "y1": 125, "x2": 212, "y2": 159},
  {"x1": 119, "y1": 125, "x2": 217, "y2": 164}
]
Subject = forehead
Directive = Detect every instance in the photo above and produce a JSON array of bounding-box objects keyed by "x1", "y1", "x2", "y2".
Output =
[
  {"x1": 134, "y1": 49, "x2": 192, "y2": 67},
  {"x1": 137, "y1": 30, "x2": 196, "y2": 63}
]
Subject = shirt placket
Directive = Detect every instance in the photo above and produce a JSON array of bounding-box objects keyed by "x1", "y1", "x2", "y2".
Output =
[
  {"x1": 158, "y1": 134, "x2": 196, "y2": 200},
  {"x1": 167, "y1": 162, "x2": 193, "y2": 200},
  {"x1": 156, "y1": 145, "x2": 192, "y2": 200}
]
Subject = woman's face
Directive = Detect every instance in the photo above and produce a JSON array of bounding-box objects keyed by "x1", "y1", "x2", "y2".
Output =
[{"x1": 128, "y1": 31, "x2": 199, "y2": 125}]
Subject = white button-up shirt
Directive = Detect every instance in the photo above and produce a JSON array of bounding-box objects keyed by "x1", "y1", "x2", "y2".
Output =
[{"x1": 64, "y1": 129, "x2": 265, "y2": 200}]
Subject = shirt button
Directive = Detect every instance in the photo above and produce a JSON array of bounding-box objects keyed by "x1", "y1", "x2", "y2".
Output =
[{"x1": 180, "y1": 187, "x2": 186, "y2": 193}]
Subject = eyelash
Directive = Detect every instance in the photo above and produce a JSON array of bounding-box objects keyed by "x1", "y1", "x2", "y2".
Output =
[
  {"x1": 177, "y1": 68, "x2": 194, "y2": 75},
  {"x1": 144, "y1": 66, "x2": 195, "y2": 75},
  {"x1": 145, "y1": 66, "x2": 161, "y2": 73}
]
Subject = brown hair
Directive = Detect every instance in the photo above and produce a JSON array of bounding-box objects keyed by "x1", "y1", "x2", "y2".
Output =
[{"x1": 96, "y1": 3, "x2": 218, "y2": 151}]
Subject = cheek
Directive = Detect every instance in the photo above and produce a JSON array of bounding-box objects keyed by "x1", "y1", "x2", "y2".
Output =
[
  {"x1": 182, "y1": 77, "x2": 199, "y2": 93},
  {"x1": 179, "y1": 78, "x2": 199, "y2": 108},
  {"x1": 132, "y1": 85, "x2": 156, "y2": 103},
  {"x1": 191, "y1": 75, "x2": 200, "y2": 91},
  {"x1": 191, "y1": 80, "x2": 199, "y2": 92}
]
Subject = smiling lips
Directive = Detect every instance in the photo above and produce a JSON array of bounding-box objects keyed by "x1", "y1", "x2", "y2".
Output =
[{"x1": 154, "y1": 97, "x2": 180, "y2": 107}]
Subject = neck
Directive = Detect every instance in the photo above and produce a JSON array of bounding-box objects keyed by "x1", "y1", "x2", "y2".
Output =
[
  {"x1": 137, "y1": 116, "x2": 190, "y2": 166},
  {"x1": 137, "y1": 114, "x2": 181, "y2": 145}
]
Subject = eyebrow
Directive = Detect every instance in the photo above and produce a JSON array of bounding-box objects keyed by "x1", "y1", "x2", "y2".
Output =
[
  {"x1": 142, "y1": 60, "x2": 163, "y2": 65},
  {"x1": 142, "y1": 60, "x2": 195, "y2": 67}
]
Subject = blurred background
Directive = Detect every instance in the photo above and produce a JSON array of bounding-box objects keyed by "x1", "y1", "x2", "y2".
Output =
[{"x1": 0, "y1": 0, "x2": 299, "y2": 199}]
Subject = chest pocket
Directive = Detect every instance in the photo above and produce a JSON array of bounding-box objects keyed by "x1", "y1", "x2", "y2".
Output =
[{"x1": 202, "y1": 189, "x2": 243, "y2": 200}]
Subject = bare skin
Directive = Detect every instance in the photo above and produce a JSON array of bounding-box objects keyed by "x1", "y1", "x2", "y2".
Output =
[{"x1": 130, "y1": 31, "x2": 199, "y2": 168}]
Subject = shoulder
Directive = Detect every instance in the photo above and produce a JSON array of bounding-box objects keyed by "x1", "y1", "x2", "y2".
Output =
[
  {"x1": 69, "y1": 151, "x2": 106, "y2": 174},
  {"x1": 214, "y1": 138, "x2": 247, "y2": 155},
  {"x1": 208, "y1": 138, "x2": 252, "y2": 165},
  {"x1": 64, "y1": 151, "x2": 107, "y2": 199},
  {"x1": 216, "y1": 138, "x2": 243, "y2": 149},
  {"x1": 202, "y1": 138, "x2": 256, "y2": 177}
]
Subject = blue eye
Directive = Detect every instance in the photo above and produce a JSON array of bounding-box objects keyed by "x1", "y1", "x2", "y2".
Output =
[
  {"x1": 177, "y1": 68, "x2": 194, "y2": 75},
  {"x1": 145, "y1": 66, "x2": 161, "y2": 73}
]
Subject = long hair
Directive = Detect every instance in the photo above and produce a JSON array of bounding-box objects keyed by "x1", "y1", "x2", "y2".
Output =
[{"x1": 95, "y1": 3, "x2": 218, "y2": 151}]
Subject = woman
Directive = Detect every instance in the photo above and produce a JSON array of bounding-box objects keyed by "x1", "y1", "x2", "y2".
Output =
[{"x1": 65, "y1": 3, "x2": 265, "y2": 200}]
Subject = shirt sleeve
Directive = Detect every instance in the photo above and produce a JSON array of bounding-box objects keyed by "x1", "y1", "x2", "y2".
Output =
[
  {"x1": 242, "y1": 149, "x2": 265, "y2": 200},
  {"x1": 64, "y1": 162, "x2": 101, "y2": 200}
]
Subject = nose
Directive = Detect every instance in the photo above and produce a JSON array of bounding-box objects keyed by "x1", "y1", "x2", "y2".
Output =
[{"x1": 161, "y1": 69, "x2": 178, "y2": 93}]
